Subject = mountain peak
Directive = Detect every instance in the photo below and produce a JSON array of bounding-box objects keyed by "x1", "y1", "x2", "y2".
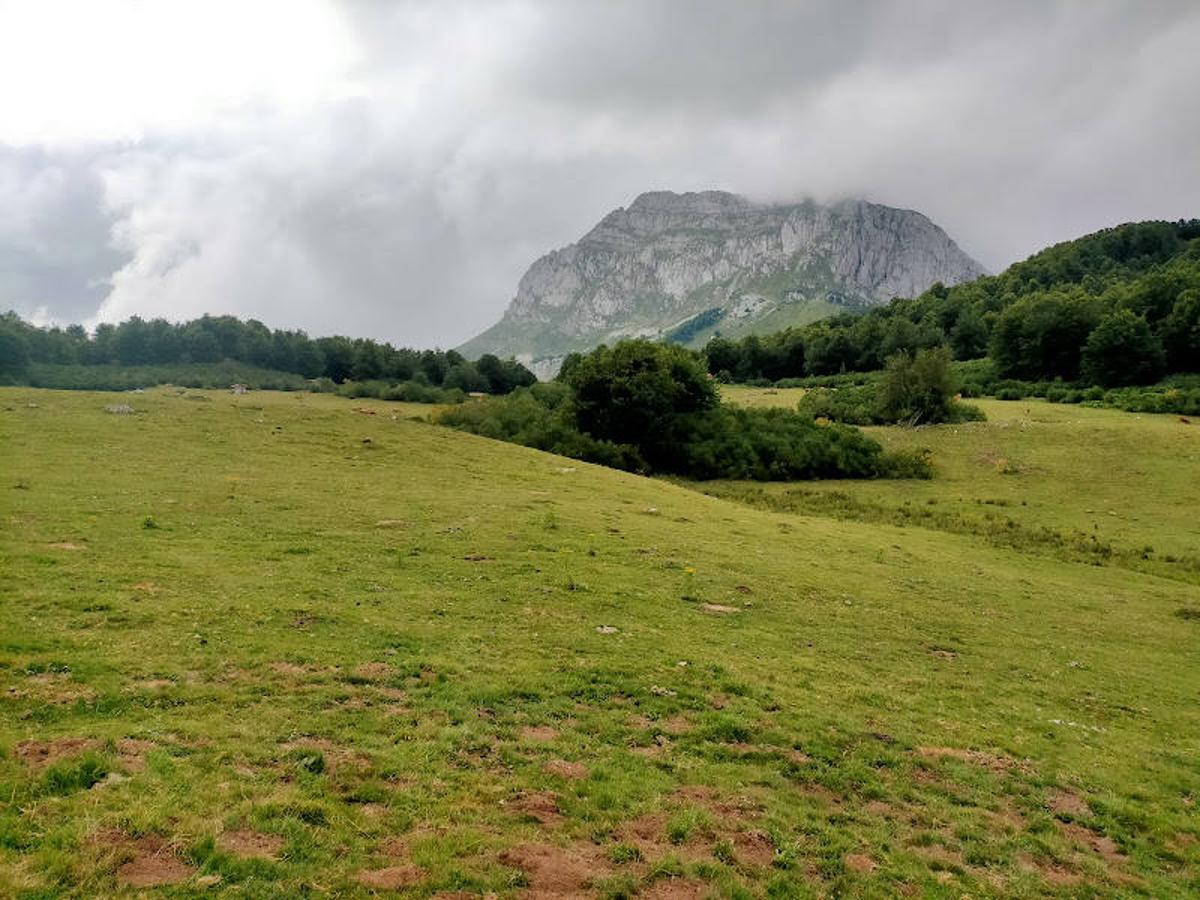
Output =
[
  {"x1": 626, "y1": 190, "x2": 755, "y2": 214},
  {"x1": 459, "y1": 192, "x2": 985, "y2": 375}
]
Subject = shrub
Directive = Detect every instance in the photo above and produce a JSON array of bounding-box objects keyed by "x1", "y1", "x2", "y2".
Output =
[
  {"x1": 876, "y1": 347, "x2": 957, "y2": 424},
  {"x1": 440, "y1": 342, "x2": 925, "y2": 481}
]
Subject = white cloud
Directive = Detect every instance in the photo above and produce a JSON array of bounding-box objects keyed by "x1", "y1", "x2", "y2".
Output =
[{"x1": 1, "y1": 1, "x2": 1198, "y2": 346}]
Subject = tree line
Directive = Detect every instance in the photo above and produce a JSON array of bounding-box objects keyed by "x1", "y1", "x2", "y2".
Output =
[
  {"x1": 701, "y1": 219, "x2": 1200, "y2": 388},
  {"x1": 0, "y1": 312, "x2": 536, "y2": 394}
]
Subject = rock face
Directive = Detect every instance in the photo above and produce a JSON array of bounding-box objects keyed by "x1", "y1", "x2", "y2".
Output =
[{"x1": 459, "y1": 190, "x2": 986, "y2": 375}]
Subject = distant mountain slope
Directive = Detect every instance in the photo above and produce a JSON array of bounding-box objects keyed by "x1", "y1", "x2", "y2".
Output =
[{"x1": 459, "y1": 191, "x2": 986, "y2": 374}]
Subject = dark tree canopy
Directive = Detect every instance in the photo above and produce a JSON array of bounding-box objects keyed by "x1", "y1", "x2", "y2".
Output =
[{"x1": 699, "y1": 219, "x2": 1200, "y2": 388}]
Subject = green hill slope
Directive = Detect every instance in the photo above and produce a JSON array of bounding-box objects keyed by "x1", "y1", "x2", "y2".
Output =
[{"x1": 1, "y1": 388, "x2": 1198, "y2": 897}]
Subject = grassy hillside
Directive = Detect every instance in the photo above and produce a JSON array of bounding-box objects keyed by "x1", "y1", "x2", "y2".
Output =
[
  {"x1": 717, "y1": 389, "x2": 1200, "y2": 573},
  {"x1": 2, "y1": 388, "x2": 1198, "y2": 897}
]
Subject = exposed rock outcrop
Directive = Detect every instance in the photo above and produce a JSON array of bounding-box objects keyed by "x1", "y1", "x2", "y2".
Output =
[{"x1": 460, "y1": 191, "x2": 985, "y2": 375}]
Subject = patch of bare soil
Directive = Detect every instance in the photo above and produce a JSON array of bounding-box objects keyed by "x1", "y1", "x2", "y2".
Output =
[
  {"x1": 107, "y1": 834, "x2": 195, "y2": 887},
  {"x1": 115, "y1": 738, "x2": 157, "y2": 771},
  {"x1": 379, "y1": 837, "x2": 409, "y2": 857},
  {"x1": 217, "y1": 829, "x2": 285, "y2": 859},
  {"x1": 662, "y1": 715, "x2": 692, "y2": 736},
  {"x1": 1047, "y1": 791, "x2": 1091, "y2": 818},
  {"x1": 916, "y1": 746, "x2": 1027, "y2": 773},
  {"x1": 699, "y1": 603, "x2": 740, "y2": 614},
  {"x1": 671, "y1": 785, "x2": 717, "y2": 804},
  {"x1": 544, "y1": 760, "x2": 588, "y2": 780},
  {"x1": 640, "y1": 877, "x2": 709, "y2": 899},
  {"x1": 796, "y1": 783, "x2": 843, "y2": 807},
  {"x1": 270, "y1": 661, "x2": 322, "y2": 677},
  {"x1": 117, "y1": 854, "x2": 195, "y2": 888},
  {"x1": 1056, "y1": 821, "x2": 1125, "y2": 864},
  {"x1": 520, "y1": 725, "x2": 559, "y2": 742},
  {"x1": 500, "y1": 843, "x2": 610, "y2": 897},
  {"x1": 509, "y1": 791, "x2": 563, "y2": 825},
  {"x1": 732, "y1": 830, "x2": 776, "y2": 867},
  {"x1": 844, "y1": 853, "x2": 877, "y2": 873},
  {"x1": 354, "y1": 662, "x2": 395, "y2": 680},
  {"x1": 280, "y1": 738, "x2": 371, "y2": 773},
  {"x1": 13, "y1": 737, "x2": 100, "y2": 768},
  {"x1": 47, "y1": 541, "x2": 86, "y2": 551},
  {"x1": 130, "y1": 581, "x2": 160, "y2": 592},
  {"x1": 1017, "y1": 853, "x2": 1082, "y2": 886},
  {"x1": 356, "y1": 865, "x2": 425, "y2": 889},
  {"x1": 26, "y1": 673, "x2": 96, "y2": 705}
]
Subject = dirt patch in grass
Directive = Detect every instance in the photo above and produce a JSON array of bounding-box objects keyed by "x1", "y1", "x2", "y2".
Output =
[
  {"x1": 130, "y1": 581, "x2": 160, "y2": 592},
  {"x1": 916, "y1": 746, "x2": 1027, "y2": 773},
  {"x1": 105, "y1": 834, "x2": 195, "y2": 888},
  {"x1": 280, "y1": 738, "x2": 371, "y2": 774},
  {"x1": 509, "y1": 790, "x2": 563, "y2": 825},
  {"x1": 732, "y1": 830, "x2": 776, "y2": 867},
  {"x1": 544, "y1": 760, "x2": 588, "y2": 780},
  {"x1": 115, "y1": 738, "x2": 157, "y2": 771},
  {"x1": 520, "y1": 725, "x2": 559, "y2": 742},
  {"x1": 700, "y1": 603, "x2": 740, "y2": 614},
  {"x1": 1047, "y1": 791, "x2": 1091, "y2": 818},
  {"x1": 47, "y1": 541, "x2": 86, "y2": 551},
  {"x1": 356, "y1": 865, "x2": 425, "y2": 889},
  {"x1": 662, "y1": 715, "x2": 692, "y2": 735},
  {"x1": 354, "y1": 662, "x2": 395, "y2": 680},
  {"x1": 218, "y1": 829, "x2": 285, "y2": 859},
  {"x1": 1017, "y1": 853, "x2": 1082, "y2": 886},
  {"x1": 117, "y1": 854, "x2": 194, "y2": 888},
  {"x1": 379, "y1": 837, "x2": 410, "y2": 857},
  {"x1": 26, "y1": 673, "x2": 96, "y2": 705},
  {"x1": 270, "y1": 661, "x2": 323, "y2": 677},
  {"x1": 641, "y1": 877, "x2": 709, "y2": 899},
  {"x1": 1056, "y1": 821, "x2": 1125, "y2": 864},
  {"x1": 500, "y1": 842, "x2": 610, "y2": 897},
  {"x1": 13, "y1": 737, "x2": 100, "y2": 768},
  {"x1": 844, "y1": 853, "x2": 877, "y2": 873}
]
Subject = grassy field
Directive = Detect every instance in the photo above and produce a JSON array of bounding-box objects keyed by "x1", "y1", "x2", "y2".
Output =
[
  {"x1": 715, "y1": 393, "x2": 1200, "y2": 577},
  {"x1": 716, "y1": 386, "x2": 808, "y2": 410},
  {"x1": 2, "y1": 387, "x2": 1198, "y2": 897}
]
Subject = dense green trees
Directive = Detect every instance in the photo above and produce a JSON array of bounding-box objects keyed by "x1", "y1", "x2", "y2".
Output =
[
  {"x1": 701, "y1": 219, "x2": 1200, "y2": 389},
  {"x1": 564, "y1": 340, "x2": 717, "y2": 465},
  {"x1": 440, "y1": 339, "x2": 928, "y2": 481},
  {"x1": 0, "y1": 312, "x2": 534, "y2": 394},
  {"x1": 1080, "y1": 310, "x2": 1165, "y2": 387}
]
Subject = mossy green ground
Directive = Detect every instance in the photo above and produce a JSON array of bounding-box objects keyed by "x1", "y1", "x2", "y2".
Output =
[{"x1": 1, "y1": 387, "x2": 1198, "y2": 898}]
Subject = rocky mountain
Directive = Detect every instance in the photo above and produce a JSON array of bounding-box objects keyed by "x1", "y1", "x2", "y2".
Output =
[{"x1": 459, "y1": 191, "x2": 986, "y2": 375}]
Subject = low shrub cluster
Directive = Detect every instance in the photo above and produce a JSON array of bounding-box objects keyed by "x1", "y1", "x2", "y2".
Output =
[
  {"x1": 438, "y1": 341, "x2": 931, "y2": 480},
  {"x1": 796, "y1": 348, "x2": 985, "y2": 426}
]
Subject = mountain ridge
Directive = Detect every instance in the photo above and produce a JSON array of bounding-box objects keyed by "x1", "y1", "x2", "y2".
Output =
[{"x1": 459, "y1": 190, "x2": 987, "y2": 374}]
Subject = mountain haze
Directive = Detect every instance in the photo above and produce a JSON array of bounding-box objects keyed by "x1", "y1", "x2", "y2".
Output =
[{"x1": 459, "y1": 191, "x2": 987, "y2": 374}]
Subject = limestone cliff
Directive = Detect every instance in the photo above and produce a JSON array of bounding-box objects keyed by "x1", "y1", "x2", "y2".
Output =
[{"x1": 459, "y1": 191, "x2": 986, "y2": 375}]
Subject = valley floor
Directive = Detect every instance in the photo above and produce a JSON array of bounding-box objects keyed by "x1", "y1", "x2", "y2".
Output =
[{"x1": 1, "y1": 387, "x2": 1197, "y2": 897}]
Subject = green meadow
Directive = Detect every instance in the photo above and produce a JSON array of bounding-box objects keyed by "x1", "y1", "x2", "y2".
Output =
[{"x1": 2, "y1": 386, "x2": 1198, "y2": 898}]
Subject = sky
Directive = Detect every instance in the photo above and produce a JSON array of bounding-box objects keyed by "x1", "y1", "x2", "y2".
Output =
[{"x1": 1, "y1": 0, "x2": 1198, "y2": 349}]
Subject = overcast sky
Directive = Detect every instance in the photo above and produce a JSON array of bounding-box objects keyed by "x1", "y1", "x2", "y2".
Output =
[{"x1": 1, "y1": 0, "x2": 1198, "y2": 348}]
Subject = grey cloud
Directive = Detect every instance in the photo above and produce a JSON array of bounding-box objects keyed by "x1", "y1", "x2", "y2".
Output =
[
  {"x1": 3, "y1": 1, "x2": 1200, "y2": 346},
  {"x1": 0, "y1": 146, "x2": 128, "y2": 323}
]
